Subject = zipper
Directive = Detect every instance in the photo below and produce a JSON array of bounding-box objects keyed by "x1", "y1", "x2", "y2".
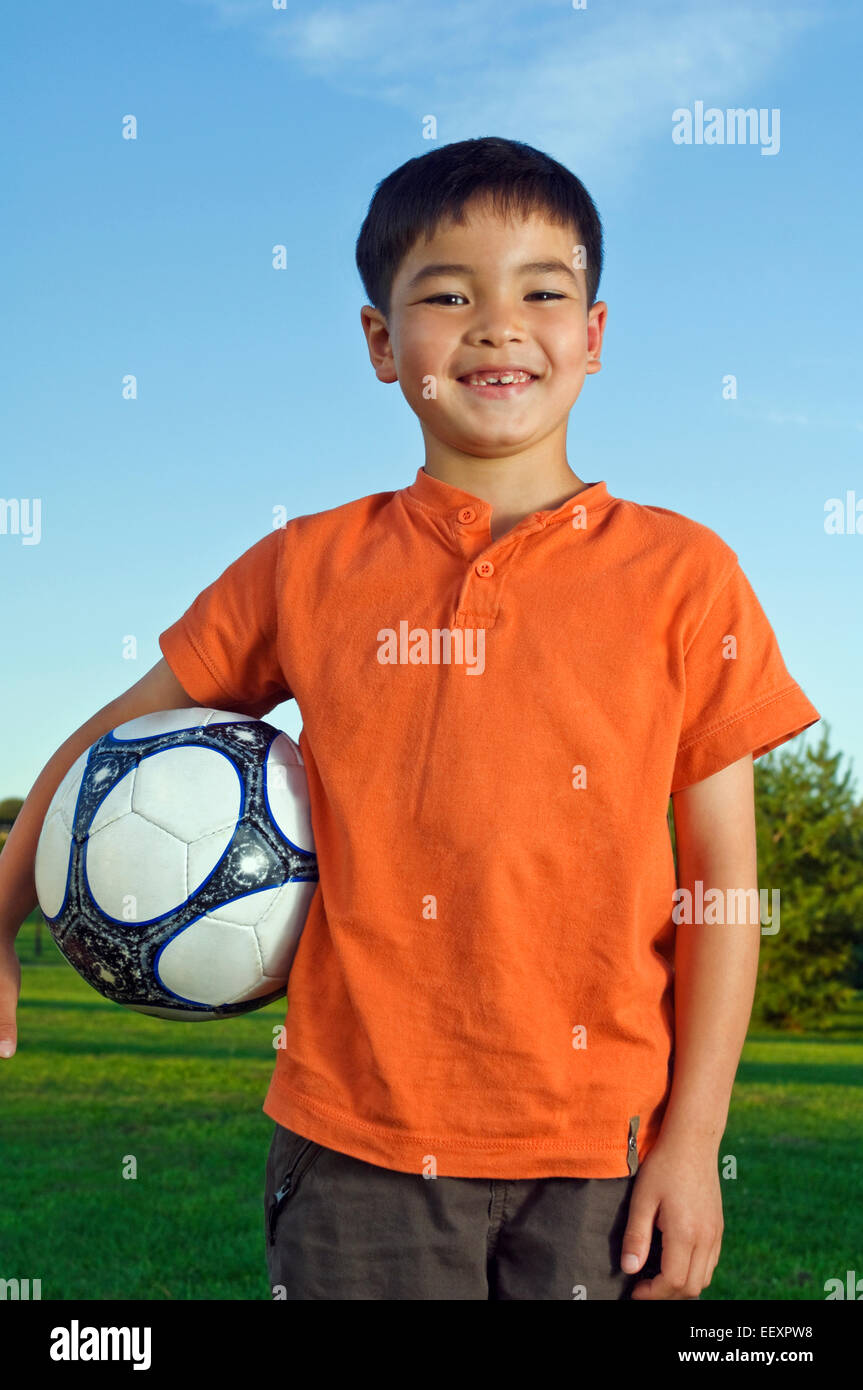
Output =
[
  {"x1": 626, "y1": 1116, "x2": 640, "y2": 1176},
  {"x1": 268, "y1": 1138, "x2": 321, "y2": 1245}
]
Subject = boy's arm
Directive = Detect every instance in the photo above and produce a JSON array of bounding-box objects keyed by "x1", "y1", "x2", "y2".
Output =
[
  {"x1": 663, "y1": 750, "x2": 760, "y2": 1145},
  {"x1": 0, "y1": 658, "x2": 195, "y2": 1058},
  {"x1": 622, "y1": 751, "x2": 760, "y2": 1299}
]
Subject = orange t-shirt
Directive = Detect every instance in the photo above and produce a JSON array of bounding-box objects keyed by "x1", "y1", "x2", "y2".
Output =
[{"x1": 158, "y1": 468, "x2": 820, "y2": 1178}]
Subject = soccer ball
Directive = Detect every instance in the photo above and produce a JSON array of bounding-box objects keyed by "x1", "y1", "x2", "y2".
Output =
[{"x1": 34, "y1": 708, "x2": 318, "y2": 1020}]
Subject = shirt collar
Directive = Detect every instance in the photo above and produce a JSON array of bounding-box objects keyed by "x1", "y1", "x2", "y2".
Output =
[{"x1": 402, "y1": 465, "x2": 612, "y2": 526}]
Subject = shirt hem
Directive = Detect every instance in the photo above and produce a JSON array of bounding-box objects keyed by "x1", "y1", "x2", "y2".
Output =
[
  {"x1": 158, "y1": 621, "x2": 284, "y2": 722},
  {"x1": 671, "y1": 682, "x2": 820, "y2": 793},
  {"x1": 262, "y1": 1076, "x2": 662, "y2": 1179}
]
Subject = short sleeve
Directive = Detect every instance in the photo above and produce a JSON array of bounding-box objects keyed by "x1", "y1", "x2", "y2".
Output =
[
  {"x1": 670, "y1": 558, "x2": 820, "y2": 793},
  {"x1": 158, "y1": 526, "x2": 292, "y2": 721}
]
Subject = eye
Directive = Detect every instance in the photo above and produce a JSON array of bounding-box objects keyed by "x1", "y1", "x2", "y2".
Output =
[{"x1": 423, "y1": 290, "x2": 566, "y2": 305}]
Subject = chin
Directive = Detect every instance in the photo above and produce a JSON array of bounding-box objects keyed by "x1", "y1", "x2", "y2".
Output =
[{"x1": 455, "y1": 433, "x2": 534, "y2": 455}]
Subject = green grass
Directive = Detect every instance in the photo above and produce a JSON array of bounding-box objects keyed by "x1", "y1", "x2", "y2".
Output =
[{"x1": 1, "y1": 915, "x2": 861, "y2": 1300}]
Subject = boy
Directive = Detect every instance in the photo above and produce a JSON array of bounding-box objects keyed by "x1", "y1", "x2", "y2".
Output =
[{"x1": 0, "y1": 137, "x2": 820, "y2": 1301}]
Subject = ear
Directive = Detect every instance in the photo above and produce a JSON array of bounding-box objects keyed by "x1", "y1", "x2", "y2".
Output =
[
  {"x1": 360, "y1": 305, "x2": 399, "y2": 384},
  {"x1": 585, "y1": 300, "x2": 608, "y2": 376}
]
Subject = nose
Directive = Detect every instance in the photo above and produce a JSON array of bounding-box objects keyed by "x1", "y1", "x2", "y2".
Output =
[
  {"x1": 473, "y1": 330, "x2": 523, "y2": 347},
  {"x1": 465, "y1": 293, "x2": 526, "y2": 347},
  {"x1": 467, "y1": 321, "x2": 525, "y2": 348}
]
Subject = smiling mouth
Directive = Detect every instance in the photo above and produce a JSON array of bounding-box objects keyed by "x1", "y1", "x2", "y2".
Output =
[{"x1": 457, "y1": 370, "x2": 539, "y2": 397}]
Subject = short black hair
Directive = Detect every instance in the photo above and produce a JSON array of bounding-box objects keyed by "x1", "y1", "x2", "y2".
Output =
[{"x1": 355, "y1": 136, "x2": 603, "y2": 320}]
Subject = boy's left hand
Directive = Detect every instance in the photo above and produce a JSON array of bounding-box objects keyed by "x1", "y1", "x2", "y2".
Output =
[{"x1": 620, "y1": 1134, "x2": 724, "y2": 1299}]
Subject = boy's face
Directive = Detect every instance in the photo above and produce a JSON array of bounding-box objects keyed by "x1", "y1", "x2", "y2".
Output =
[{"x1": 361, "y1": 199, "x2": 607, "y2": 462}]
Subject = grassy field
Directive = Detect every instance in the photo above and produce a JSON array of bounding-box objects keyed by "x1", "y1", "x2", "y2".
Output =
[{"x1": 1, "y1": 913, "x2": 861, "y2": 1300}]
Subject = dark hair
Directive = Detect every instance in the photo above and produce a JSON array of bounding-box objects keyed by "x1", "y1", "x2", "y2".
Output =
[{"x1": 355, "y1": 136, "x2": 603, "y2": 320}]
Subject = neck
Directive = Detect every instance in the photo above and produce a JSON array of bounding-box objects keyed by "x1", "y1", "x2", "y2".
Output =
[{"x1": 422, "y1": 438, "x2": 589, "y2": 539}]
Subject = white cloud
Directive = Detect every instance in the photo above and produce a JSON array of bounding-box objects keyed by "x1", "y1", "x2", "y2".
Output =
[
  {"x1": 185, "y1": 0, "x2": 819, "y2": 175},
  {"x1": 738, "y1": 404, "x2": 863, "y2": 433}
]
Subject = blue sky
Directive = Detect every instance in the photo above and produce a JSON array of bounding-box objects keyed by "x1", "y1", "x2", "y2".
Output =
[{"x1": 3, "y1": 0, "x2": 861, "y2": 797}]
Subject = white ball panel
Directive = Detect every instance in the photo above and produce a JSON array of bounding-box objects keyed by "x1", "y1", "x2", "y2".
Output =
[
  {"x1": 266, "y1": 735, "x2": 314, "y2": 852},
  {"x1": 35, "y1": 749, "x2": 91, "y2": 917},
  {"x1": 225, "y1": 974, "x2": 284, "y2": 1005},
  {"x1": 131, "y1": 746, "x2": 241, "y2": 841},
  {"x1": 56, "y1": 748, "x2": 91, "y2": 835},
  {"x1": 254, "y1": 880, "x2": 316, "y2": 976},
  {"x1": 111, "y1": 708, "x2": 257, "y2": 740},
  {"x1": 35, "y1": 810, "x2": 75, "y2": 919},
  {"x1": 157, "y1": 918, "x2": 263, "y2": 1005},
  {"x1": 86, "y1": 816, "x2": 189, "y2": 920},
  {"x1": 207, "y1": 885, "x2": 283, "y2": 927}
]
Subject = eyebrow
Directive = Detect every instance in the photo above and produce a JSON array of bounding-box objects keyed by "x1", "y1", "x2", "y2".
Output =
[{"x1": 405, "y1": 258, "x2": 580, "y2": 290}]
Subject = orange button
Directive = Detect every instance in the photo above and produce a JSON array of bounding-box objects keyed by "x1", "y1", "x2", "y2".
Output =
[
  {"x1": 475, "y1": 559, "x2": 495, "y2": 578},
  {"x1": 457, "y1": 507, "x2": 476, "y2": 524}
]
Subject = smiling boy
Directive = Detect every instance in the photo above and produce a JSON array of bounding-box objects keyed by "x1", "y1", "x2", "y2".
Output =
[{"x1": 0, "y1": 137, "x2": 820, "y2": 1301}]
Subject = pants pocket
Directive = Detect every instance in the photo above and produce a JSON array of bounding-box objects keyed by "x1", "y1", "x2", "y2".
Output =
[{"x1": 266, "y1": 1126, "x2": 325, "y2": 1247}]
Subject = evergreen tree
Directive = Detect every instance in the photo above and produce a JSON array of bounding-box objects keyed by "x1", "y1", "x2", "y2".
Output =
[
  {"x1": 752, "y1": 723, "x2": 863, "y2": 1028},
  {"x1": 668, "y1": 724, "x2": 863, "y2": 1030}
]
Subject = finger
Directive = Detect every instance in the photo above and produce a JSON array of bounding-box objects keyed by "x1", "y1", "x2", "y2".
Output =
[
  {"x1": 683, "y1": 1241, "x2": 712, "y2": 1299},
  {"x1": 655, "y1": 1227, "x2": 697, "y2": 1297},
  {"x1": 630, "y1": 1270, "x2": 678, "y2": 1300},
  {"x1": 704, "y1": 1236, "x2": 723, "y2": 1288},
  {"x1": 0, "y1": 950, "x2": 21, "y2": 1058},
  {"x1": 620, "y1": 1191, "x2": 659, "y2": 1274}
]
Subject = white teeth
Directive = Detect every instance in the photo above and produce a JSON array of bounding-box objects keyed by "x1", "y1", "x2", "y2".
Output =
[{"x1": 463, "y1": 371, "x2": 533, "y2": 386}]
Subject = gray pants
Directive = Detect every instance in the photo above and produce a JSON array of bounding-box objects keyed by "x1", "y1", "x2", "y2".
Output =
[{"x1": 264, "y1": 1121, "x2": 664, "y2": 1300}]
